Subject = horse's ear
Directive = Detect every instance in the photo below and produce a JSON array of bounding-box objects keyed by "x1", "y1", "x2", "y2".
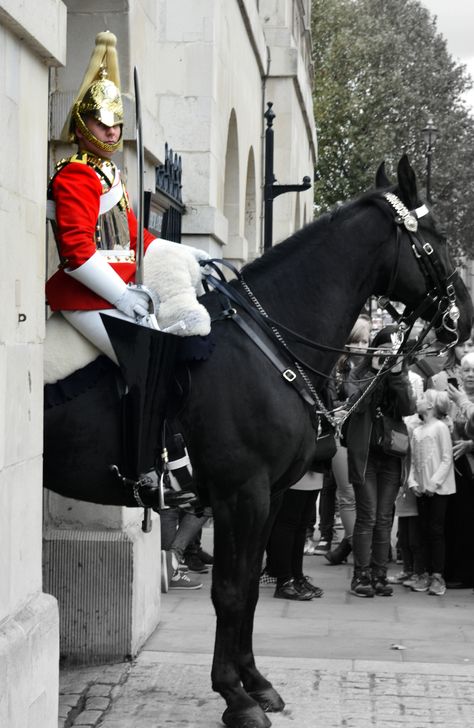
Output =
[
  {"x1": 375, "y1": 161, "x2": 391, "y2": 189},
  {"x1": 396, "y1": 154, "x2": 419, "y2": 208}
]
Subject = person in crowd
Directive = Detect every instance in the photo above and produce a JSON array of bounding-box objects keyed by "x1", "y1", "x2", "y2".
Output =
[
  {"x1": 325, "y1": 316, "x2": 372, "y2": 565},
  {"x1": 343, "y1": 325, "x2": 415, "y2": 597},
  {"x1": 406, "y1": 390, "x2": 455, "y2": 596},
  {"x1": 183, "y1": 531, "x2": 214, "y2": 574},
  {"x1": 311, "y1": 469, "x2": 337, "y2": 555},
  {"x1": 46, "y1": 31, "x2": 211, "y2": 363},
  {"x1": 429, "y1": 333, "x2": 474, "y2": 392},
  {"x1": 389, "y1": 340, "x2": 425, "y2": 585},
  {"x1": 261, "y1": 469, "x2": 325, "y2": 600},
  {"x1": 161, "y1": 508, "x2": 212, "y2": 591},
  {"x1": 444, "y1": 352, "x2": 474, "y2": 588}
]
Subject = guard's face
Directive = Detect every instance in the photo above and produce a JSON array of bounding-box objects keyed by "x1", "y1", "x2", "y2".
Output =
[{"x1": 76, "y1": 117, "x2": 122, "y2": 158}]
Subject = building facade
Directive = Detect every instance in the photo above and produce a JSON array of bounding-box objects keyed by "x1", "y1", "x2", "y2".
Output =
[{"x1": 1, "y1": 1, "x2": 316, "y2": 724}]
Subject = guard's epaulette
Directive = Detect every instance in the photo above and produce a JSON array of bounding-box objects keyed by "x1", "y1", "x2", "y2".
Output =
[{"x1": 48, "y1": 152, "x2": 117, "y2": 191}]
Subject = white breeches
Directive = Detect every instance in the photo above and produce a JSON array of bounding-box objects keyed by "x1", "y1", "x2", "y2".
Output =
[{"x1": 61, "y1": 308, "x2": 135, "y2": 365}]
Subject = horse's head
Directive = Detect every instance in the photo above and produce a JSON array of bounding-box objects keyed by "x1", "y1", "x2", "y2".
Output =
[{"x1": 375, "y1": 155, "x2": 473, "y2": 345}]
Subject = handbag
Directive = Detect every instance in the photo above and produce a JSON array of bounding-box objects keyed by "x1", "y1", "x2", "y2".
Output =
[
  {"x1": 313, "y1": 415, "x2": 337, "y2": 464},
  {"x1": 375, "y1": 408, "x2": 409, "y2": 458}
]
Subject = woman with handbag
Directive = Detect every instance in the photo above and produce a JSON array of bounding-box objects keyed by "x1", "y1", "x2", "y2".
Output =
[{"x1": 344, "y1": 326, "x2": 416, "y2": 597}]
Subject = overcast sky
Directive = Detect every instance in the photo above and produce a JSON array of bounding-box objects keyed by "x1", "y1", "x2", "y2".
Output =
[{"x1": 420, "y1": 0, "x2": 474, "y2": 109}]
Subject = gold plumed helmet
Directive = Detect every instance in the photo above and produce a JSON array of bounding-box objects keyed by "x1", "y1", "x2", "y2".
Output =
[{"x1": 62, "y1": 31, "x2": 123, "y2": 154}]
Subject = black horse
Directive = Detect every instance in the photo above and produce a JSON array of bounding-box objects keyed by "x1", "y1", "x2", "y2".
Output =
[{"x1": 44, "y1": 156, "x2": 472, "y2": 728}]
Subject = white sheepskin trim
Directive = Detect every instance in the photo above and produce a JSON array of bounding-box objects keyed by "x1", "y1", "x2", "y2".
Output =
[
  {"x1": 44, "y1": 313, "x2": 101, "y2": 384},
  {"x1": 144, "y1": 239, "x2": 211, "y2": 336}
]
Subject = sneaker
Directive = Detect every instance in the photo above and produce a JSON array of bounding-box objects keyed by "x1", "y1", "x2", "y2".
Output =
[
  {"x1": 169, "y1": 570, "x2": 203, "y2": 590},
  {"x1": 313, "y1": 539, "x2": 331, "y2": 555},
  {"x1": 373, "y1": 574, "x2": 393, "y2": 597},
  {"x1": 350, "y1": 570, "x2": 374, "y2": 598},
  {"x1": 402, "y1": 574, "x2": 418, "y2": 588},
  {"x1": 387, "y1": 571, "x2": 412, "y2": 585},
  {"x1": 274, "y1": 578, "x2": 313, "y2": 601},
  {"x1": 161, "y1": 550, "x2": 173, "y2": 593},
  {"x1": 303, "y1": 538, "x2": 315, "y2": 555},
  {"x1": 410, "y1": 573, "x2": 431, "y2": 592},
  {"x1": 294, "y1": 575, "x2": 324, "y2": 598},
  {"x1": 197, "y1": 548, "x2": 214, "y2": 565},
  {"x1": 183, "y1": 553, "x2": 209, "y2": 574},
  {"x1": 259, "y1": 569, "x2": 277, "y2": 588},
  {"x1": 428, "y1": 574, "x2": 446, "y2": 596}
]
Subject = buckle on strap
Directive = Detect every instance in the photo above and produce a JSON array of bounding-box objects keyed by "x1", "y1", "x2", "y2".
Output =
[
  {"x1": 423, "y1": 242, "x2": 434, "y2": 255},
  {"x1": 283, "y1": 369, "x2": 296, "y2": 382}
]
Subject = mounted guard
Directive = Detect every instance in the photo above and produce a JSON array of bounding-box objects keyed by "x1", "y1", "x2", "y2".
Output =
[{"x1": 45, "y1": 31, "x2": 209, "y2": 509}]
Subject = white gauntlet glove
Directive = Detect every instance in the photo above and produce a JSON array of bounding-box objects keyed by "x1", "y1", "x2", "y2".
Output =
[
  {"x1": 114, "y1": 287, "x2": 151, "y2": 318},
  {"x1": 66, "y1": 252, "x2": 153, "y2": 319}
]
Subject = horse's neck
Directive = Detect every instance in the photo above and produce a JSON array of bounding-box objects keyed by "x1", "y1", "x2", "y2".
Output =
[{"x1": 242, "y1": 218, "x2": 384, "y2": 371}]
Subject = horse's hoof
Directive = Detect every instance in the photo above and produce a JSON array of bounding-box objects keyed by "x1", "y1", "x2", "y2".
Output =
[
  {"x1": 222, "y1": 704, "x2": 272, "y2": 728},
  {"x1": 248, "y1": 687, "x2": 285, "y2": 713}
]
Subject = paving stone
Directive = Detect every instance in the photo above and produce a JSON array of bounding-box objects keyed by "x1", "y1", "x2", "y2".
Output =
[{"x1": 71, "y1": 709, "x2": 103, "y2": 726}]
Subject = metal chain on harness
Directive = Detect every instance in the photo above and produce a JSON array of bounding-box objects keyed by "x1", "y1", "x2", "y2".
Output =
[
  {"x1": 239, "y1": 280, "x2": 408, "y2": 437},
  {"x1": 238, "y1": 276, "x2": 376, "y2": 434}
]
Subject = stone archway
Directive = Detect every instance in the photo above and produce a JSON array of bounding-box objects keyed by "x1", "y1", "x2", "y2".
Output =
[
  {"x1": 244, "y1": 147, "x2": 257, "y2": 259},
  {"x1": 223, "y1": 109, "x2": 240, "y2": 250}
]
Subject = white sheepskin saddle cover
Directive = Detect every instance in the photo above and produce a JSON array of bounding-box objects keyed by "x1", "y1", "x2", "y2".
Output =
[{"x1": 44, "y1": 240, "x2": 211, "y2": 384}]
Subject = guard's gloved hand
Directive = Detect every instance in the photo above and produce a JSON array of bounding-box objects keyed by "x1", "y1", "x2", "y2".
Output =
[{"x1": 114, "y1": 286, "x2": 151, "y2": 319}]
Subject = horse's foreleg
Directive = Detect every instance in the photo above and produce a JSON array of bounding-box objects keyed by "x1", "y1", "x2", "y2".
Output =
[
  {"x1": 238, "y1": 494, "x2": 285, "y2": 713},
  {"x1": 210, "y1": 485, "x2": 278, "y2": 728}
]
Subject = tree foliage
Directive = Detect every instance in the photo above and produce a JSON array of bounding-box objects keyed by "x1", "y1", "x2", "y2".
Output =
[{"x1": 312, "y1": 0, "x2": 474, "y2": 259}]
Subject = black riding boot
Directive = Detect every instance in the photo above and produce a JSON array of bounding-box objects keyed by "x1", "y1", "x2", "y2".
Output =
[{"x1": 325, "y1": 537, "x2": 352, "y2": 565}]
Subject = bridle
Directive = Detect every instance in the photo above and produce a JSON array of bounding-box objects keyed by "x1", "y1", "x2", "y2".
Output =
[
  {"x1": 378, "y1": 191, "x2": 460, "y2": 350},
  {"x1": 201, "y1": 191, "x2": 462, "y2": 433}
]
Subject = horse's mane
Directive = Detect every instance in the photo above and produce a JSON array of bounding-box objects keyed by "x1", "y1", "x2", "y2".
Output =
[{"x1": 242, "y1": 187, "x2": 386, "y2": 277}]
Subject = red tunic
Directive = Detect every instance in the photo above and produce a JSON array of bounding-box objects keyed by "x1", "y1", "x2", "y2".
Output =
[{"x1": 46, "y1": 159, "x2": 155, "y2": 311}]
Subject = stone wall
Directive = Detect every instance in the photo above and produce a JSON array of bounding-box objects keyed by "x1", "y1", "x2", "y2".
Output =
[{"x1": 0, "y1": 2, "x2": 66, "y2": 725}]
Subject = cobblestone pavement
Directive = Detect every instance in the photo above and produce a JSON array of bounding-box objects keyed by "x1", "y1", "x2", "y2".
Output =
[
  {"x1": 60, "y1": 653, "x2": 474, "y2": 728},
  {"x1": 59, "y1": 526, "x2": 474, "y2": 727}
]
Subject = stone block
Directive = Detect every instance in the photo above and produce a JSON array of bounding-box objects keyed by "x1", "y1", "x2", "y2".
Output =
[
  {"x1": 43, "y1": 523, "x2": 161, "y2": 664},
  {"x1": 0, "y1": 592, "x2": 59, "y2": 728}
]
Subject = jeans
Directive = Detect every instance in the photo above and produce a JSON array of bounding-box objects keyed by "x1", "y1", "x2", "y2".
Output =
[
  {"x1": 417, "y1": 494, "x2": 449, "y2": 575},
  {"x1": 160, "y1": 508, "x2": 208, "y2": 561},
  {"x1": 352, "y1": 451, "x2": 401, "y2": 573},
  {"x1": 331, "y1": 444, "x2": 356, "y2": 540}
]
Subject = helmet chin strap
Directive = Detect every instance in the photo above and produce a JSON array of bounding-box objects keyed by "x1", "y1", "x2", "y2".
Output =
[{"x1": 74, "y1": 109, "x2": 122, "y2": 155}]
